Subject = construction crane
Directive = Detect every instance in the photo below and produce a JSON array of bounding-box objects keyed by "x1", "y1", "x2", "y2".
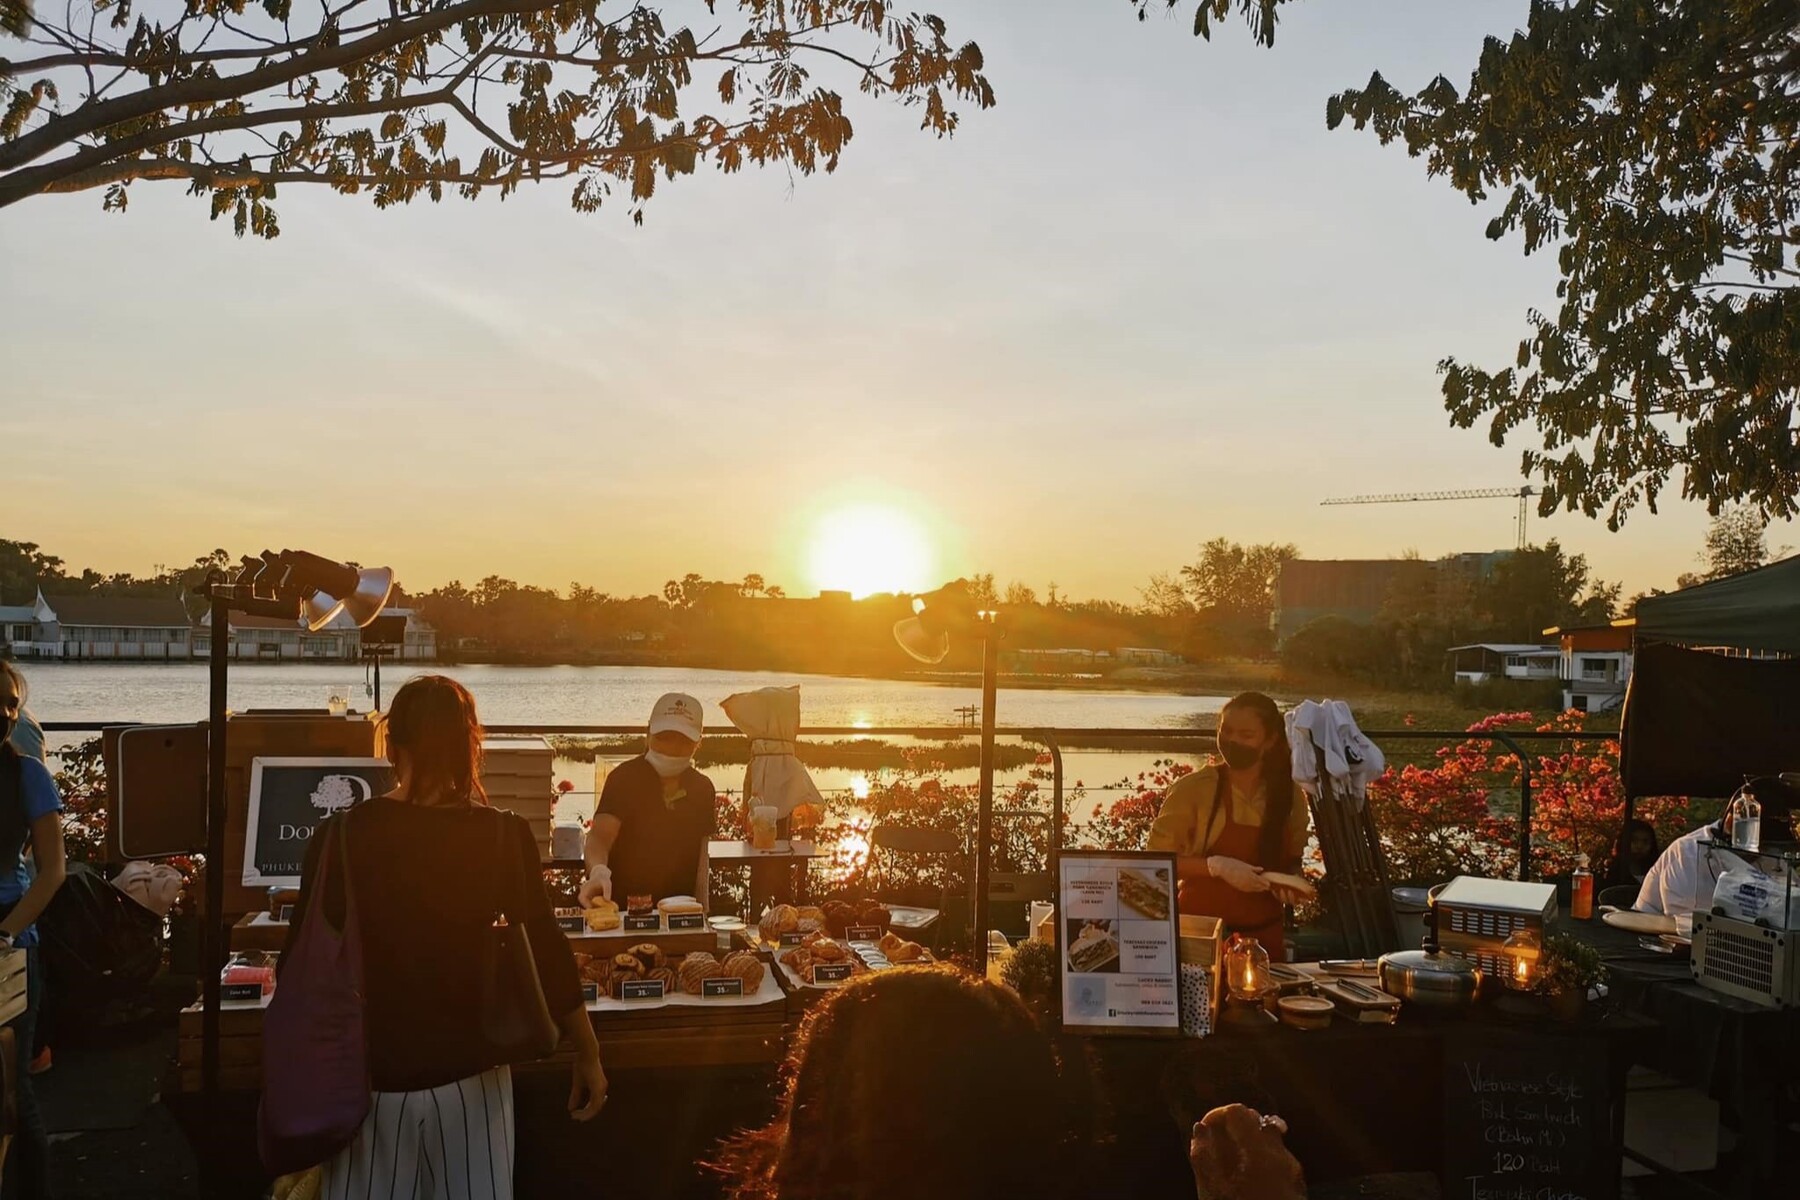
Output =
[{"x1": 1319, "y1": 486, "x2": 1540, "y2": 550}]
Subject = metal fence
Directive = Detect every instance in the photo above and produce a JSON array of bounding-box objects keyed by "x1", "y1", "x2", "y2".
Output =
[{"x1": 40, "y1": 720, "x2": 1619, "y2": 881}]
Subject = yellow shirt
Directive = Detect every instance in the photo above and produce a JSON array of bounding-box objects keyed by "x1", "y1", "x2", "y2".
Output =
[{"x1": 1145, "y1": 763, "x2": 1310, "y2": 867}]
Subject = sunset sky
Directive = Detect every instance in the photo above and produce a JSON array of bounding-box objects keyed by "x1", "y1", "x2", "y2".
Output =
[{"x1": 5, "y1": 0, "x2": 1789, "y2": 603}]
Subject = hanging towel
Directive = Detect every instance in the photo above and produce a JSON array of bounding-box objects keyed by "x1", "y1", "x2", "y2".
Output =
[{"x1": 1286, "y1": 699, "x2": 1386, "y2": 807}]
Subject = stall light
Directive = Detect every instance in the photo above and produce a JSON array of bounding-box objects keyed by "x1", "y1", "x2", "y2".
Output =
[
  {"x1": 1222, "y1": 934, "x2": 1277, "y2": 1029},
  {"x1": 1502, "y1": 927, "x2": 1541, "y2": 992}
]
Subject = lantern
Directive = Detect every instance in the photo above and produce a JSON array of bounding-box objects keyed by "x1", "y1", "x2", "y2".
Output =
[
  {"x1": 1220, "y1": 935, "x2": 1277, "y2": 1029},
  {"x1": 1501, "y1": 927, "x2": 1541, "y2": 993}
]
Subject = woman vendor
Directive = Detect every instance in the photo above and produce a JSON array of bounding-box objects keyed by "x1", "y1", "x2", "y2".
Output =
[{"x1": 1148, "y1": 692, "x2": 1312, "y2": 958}]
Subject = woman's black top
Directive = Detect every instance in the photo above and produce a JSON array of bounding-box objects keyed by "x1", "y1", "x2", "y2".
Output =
[{"x1": 284, "y1": 798, "x2": 580, "y2": 1092}]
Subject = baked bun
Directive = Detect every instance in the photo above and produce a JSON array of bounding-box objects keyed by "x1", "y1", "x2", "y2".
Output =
[
  {"x1": 757, "y1": 903, "x2": 800, "y2": 942},
  {"x1": 627, "y1": 943, "x2": 666, "y2": 972},
  {"x1": 810, "y1": 938, "x2": 847, "y2": 963},
  {"x1": 611, "y1": 953, "x2": 645, "y2": 978},
  {"x1": 585, "y1": 899, "x2": 622, "y2": 931},
  {"x1": 796, "y1": 906, "x2": 827, "y2": 925},
  {"x1": 646, "y1": 966, "x2": 678, "y2": 993},
  {"x1": 856, "y1": 902, "x2": 892, "y2": 934},
  {"x1": 821, "y1": 901, "x2": 856, "y2": 937},
  {"x1": 722, "y1": 951, "x2": 765, "y2": 991},
  {"x1": 678, "y1": 953, "x2": 723, "y2": 994},
  {"x1": 887, "y1": 939, "x2": 926, "y2": 963},
  {"x1": 657, "y1": 896, "x2": 705, "y2": 915}
]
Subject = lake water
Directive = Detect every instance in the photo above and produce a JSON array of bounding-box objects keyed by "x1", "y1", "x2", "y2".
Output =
[{"x1": 20, "y1": 662, "x2": 1224, "y2": 822}]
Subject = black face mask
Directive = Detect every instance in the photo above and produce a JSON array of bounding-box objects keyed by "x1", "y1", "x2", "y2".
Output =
[{"x1": 1219, "y1": 741, "x2": 1262, "y2": 772}]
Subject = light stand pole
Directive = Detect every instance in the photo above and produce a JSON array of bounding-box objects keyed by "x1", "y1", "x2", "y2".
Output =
[
  {"x1": 972, "y1": 614, "x2": 1000, "y2": 956},
  {"x1": 200, "y1": 588, "x2": 230, "y2": 1101}
]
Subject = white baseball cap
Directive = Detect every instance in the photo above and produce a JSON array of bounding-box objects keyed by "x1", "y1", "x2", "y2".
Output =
[{"x1": 647, "y1": 693, "x2": 704, "y2": 742}]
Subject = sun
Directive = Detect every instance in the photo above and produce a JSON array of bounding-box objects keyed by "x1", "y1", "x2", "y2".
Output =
[{"x1": 805, "y1": 505, "x2": 936, "y2": 598}]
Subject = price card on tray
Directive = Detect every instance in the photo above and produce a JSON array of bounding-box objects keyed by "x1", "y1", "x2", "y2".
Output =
[
  {"x1": 580, "y1": 982, "x2": 600, "y2": 1004},
  {"x1": 278, "y1": 904, "x2": 294, "y2": 923},
  {"x1": 619, "y1": 979, "x2": 666, "y2": 1001},
  {"x1": 623, "y1": 914, "x2": 661, "y2": 932},
  {"x1": 847, "y1": 926, "x2": 881, "y2": 942},
  {"x1": 702, "y1": 977, "x2": 745, "y2": 998},
  {"x1": 555, "y1": 913, "x2": 585, "y2": 933},
  {"x1": 813, "y1": 963, "x2": 853, "y2": 983},
  {"x1": 778, "y1": 931, "x2": 806, "y2": 948},
  {"x1": 667, "y1": 913, "x2": 706, "y2": 931},
  {"x1": 223, "y1": 982, "x2": 264, "y2": 1003}
]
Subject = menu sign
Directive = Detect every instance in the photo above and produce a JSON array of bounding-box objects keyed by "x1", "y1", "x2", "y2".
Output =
[
  {"x1": 1442, "y1": 1027, "x2": 1609, "y2": 1200},
  {"x1": 1056, "y1": 850, "x2": 1180, "y2": 1036},
  {"x1": 243, "y1": 758, "x2": 394, "y2": 887}
]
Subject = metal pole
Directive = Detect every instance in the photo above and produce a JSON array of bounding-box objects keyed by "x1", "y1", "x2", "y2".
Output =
[
  {"x1": 1043, "y1": 730, "x2": 1063, "y2": 854},
  {"x1": 1496, "y1": 733, "x2": 1534, "y2": 881},
  {"x1": 373, "y1": 651, "x2": 382, "y2": 711},
  {"x1": 202, "y1": 593, "x2": 229, "y2": 1098},
  {"x1": 973, "y1": 619, "x2": 998, "y2": 956}
]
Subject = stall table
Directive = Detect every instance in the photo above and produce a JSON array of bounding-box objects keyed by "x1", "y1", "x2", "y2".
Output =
[
  {"x1": 707, "y1": 839, "x2": 828, "y2": 913},
  {"x1": 1559, "y1": 914, "x2": 1800, "y2": 1194}
]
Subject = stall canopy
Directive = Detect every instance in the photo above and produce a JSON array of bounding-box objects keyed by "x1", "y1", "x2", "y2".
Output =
[
  {"x1": 1633, "y1": 554, "x2": 1800, "y2": 654},
  {"x1": 1622, "y1": 555, "x2": 1800, "y2": 802}
]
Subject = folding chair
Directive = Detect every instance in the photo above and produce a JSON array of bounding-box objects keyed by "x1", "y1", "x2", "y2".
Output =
[{"x1": 865, "y1": 824, "x2": 963, "y2": 950}]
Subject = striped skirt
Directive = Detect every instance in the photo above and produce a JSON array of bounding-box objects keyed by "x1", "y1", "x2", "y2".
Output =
[{"x1": 318, "y1": 1065, "x2": 515, "y2": 1200}]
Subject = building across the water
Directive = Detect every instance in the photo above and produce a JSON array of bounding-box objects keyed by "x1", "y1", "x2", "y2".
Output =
[
  {"x1": 16, "y1": 592, "x2": 194, "y2": 660},
  {"x1": 1544, "y1": 623, "x2": 1634, "y2": 713},
  {"x1": 194, "y1": 607, "x2": 437, "y2": 662},
  {"x1": 1446, "y1": 643, "x2": 1562, "y2": 686}
]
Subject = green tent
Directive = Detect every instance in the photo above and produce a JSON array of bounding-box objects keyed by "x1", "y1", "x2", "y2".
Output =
[{"x1": 1633, "y1": 555, "x2": 1800, "y2": 654}]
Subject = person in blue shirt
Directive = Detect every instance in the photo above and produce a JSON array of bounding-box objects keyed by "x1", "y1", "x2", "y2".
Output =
[{"x1": 0, "y1": 662, "x2": 67, "y2": 1199}]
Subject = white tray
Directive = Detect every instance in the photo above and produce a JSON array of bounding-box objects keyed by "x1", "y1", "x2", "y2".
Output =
[{"x1": 585, "y1": 965, "x2": 785, "y2": 1012}]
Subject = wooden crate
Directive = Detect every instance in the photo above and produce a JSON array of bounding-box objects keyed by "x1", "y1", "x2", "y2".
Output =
[
  {"x1": 483, "y1": 737, "x2": 555, "y2": 858},
  {"x1": 0, "y1": 949, "x2": 25, "y2": 1026},
  {"x1": 176, "y1": 1000, "x2": 268, "y2": 1093}
]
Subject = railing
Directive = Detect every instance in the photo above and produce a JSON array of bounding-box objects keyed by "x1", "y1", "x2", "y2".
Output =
[{"x1": 38, "y1": 721, "x2": 1617, "y2": 881}]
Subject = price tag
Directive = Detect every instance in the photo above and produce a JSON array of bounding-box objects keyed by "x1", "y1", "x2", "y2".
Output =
[
  {"x1": 623, "y1": 914, "x2": 661, "y2": 932},
  {"x1": 813, "y1": 963, "x2": 853, "y2": 983},
  {"x1": 702, "y1": 976, "x2": 745, "y2": 998},
  {"x1": 580, "y1": 981, "x2": 600, "y2": 1004},
  {"x1": 847, "y1": 926, "x2": 881, "y2": 942},
  {"x1": 222, "y1": 982, "x2": 264, "y2": 1003},
  {"x1": 278, "y1": 904, "x2": 294, "y2": 923},
  {"x1": 779, "y1": 931, "x2": 806, "y2": 948},
  {"x1": 667, "y1": 912, "x2": 706, "y2": 931},
  {"x1": 619, "y1": 979, "x2": 666, "y2": 1001},
  {"x1": 556, "y1": 914, "x2": 585, "y2": 933}
]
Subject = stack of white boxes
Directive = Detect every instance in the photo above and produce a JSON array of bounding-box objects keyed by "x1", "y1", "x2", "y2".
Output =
[{"x1": 481, "y1": 736, "x2": 556, "y2": 860}]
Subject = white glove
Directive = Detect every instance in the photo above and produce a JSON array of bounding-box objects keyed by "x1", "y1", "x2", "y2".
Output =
[
  {"x1": 578, "y1": 864, "x2": 612, "y2": 906},
  {"x1": 1207, "y1": 856, "x2": 1270, "y2": 895}
]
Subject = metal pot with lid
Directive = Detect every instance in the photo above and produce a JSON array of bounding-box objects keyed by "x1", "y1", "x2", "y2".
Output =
[{"x1": 1377, "y1": 887, "x2": 1482, "y2": 1010}]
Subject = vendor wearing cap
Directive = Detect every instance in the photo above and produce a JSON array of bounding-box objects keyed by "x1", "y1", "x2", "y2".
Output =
[{"x1": 580, "y1": 693, "x2": 716, "y2": 909}]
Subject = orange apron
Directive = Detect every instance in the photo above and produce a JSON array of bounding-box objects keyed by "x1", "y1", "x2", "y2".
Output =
[{"x1": 1176, "y1": 778, "x2": 1286, "y2": 959}]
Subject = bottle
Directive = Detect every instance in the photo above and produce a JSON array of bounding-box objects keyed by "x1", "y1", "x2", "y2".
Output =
[
  {"x1": 1570, "y1": 854, "x2": 1594, "y2": 920},
  {"x1": 1728, "y1": 785, "x2": 1762, "y2": 853}
]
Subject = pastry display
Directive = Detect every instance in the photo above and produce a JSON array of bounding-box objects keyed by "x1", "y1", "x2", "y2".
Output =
[
  {"x1": 610, "y1": 952, "x2": 646, "y2": 979},
  {"x1": 626, "y1": 894, "x2": 654, "y2": 916},
  {"x1": 1117, "y1": 869, "x2": 1172, "y2": 922},
  {"x1": 626, "y1": 942, "x2": 666, "y2": 972},
  {"x1": 584, "y1": 897, "x2": 622, "y2": 931},
  {"x1": 878, "y1": 931, "x2": 927, "y2": 963},
  {"x1": 758, "y1": 903, "x2": 800, "y2": 943},
  {"x1": 821, "y1": 900, "x2": 857, "y2": 937},
  {"x1": 645, "y1": 966, "x2": 678, "y2": 993},
  {"x1": 796, "y1": 906, "x2": 826, "y2": 926},
  {"x1": 721, "y1": 951, "x2": 765, "y2": 991},
  {"x1": 657, "y1": 896, "x2": 705, "y2": 916},
  {"x1": 575, "y1": 953, "x2": 613, "y2": 992},
  {"x1": 677, "y1": 952, "x2": 724, "y2": 994}
]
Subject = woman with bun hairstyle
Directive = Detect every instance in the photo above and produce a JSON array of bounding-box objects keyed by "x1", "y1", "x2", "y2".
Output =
[
  {"x1": 1148, "y1": 692, "x2": 1311, "y2": 959},
  {"x1": 284, "y1": 675, "x2": 605, "y2": 1199}
]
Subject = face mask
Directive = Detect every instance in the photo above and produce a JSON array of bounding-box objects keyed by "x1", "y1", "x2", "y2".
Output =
[
  {"x1": 1219, "y1": 741, "x2": 1262, "y2": 772},
  {"x1": 645, "y1": 749, "x2": 692, "y2": 779}
]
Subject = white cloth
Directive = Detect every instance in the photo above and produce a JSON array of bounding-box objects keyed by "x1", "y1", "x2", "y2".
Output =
[
  {"x1": 1285, "y1": 699, "x2": 1386, "y2": 805},
  {"x1": 1634, "y1": 822, "x2": 1748, "y2": 919},
  {"x1": 319, "y1": 1065, "x2": 515, "y2": 1200},
  {"x1": 720, "y1": 686, "x2": 824, "y2": 821},
  {"x1": 112, "y1": 862, "x2": 183, "y2": 918}
]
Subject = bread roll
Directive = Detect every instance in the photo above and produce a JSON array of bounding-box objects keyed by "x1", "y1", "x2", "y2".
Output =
[
  {"x1": 678, "y1": 953, "x2": 723, "y2": 994},
  {"x1": 627, "y1": 943, "x2": 666, "y2": 972},
  {"x1": 611, "y1": 953, "x2": 645, "y2": 978},
  {"x1": 722, "y1": 952, "x2": 765, "y2": 991},
  {"x1": 646, "y1": 966, "x2": 678, "y2": 993}
]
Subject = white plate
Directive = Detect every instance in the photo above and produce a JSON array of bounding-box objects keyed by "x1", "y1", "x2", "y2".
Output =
[{"x1": 1602, "y1": 909, "x2": 1677, "y2": 935}]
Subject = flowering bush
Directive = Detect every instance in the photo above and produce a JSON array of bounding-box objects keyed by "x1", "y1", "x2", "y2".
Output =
[{"x1": 1067, "y1": 759, "x2": 1193, "y2": 851}]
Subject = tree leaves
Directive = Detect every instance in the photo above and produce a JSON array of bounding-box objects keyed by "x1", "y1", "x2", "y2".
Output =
[
  {"x1": 1334, "y1": 0, "x2": 1800, "y2": 525},
  {"x1": 0, "y1": 0, "x2": 1000, "y2": 235}
]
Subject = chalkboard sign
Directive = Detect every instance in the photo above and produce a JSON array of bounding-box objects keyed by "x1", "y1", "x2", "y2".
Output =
[
  {"x1": 1443, "y1": 1025, "x2": 1614, "y2": 1200},
  {"x1": 243, "y1": 758, "x2": 394, "y2": 887}
]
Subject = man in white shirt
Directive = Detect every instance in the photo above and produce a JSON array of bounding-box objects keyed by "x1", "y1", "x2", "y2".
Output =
[{"x1": 1635, "y1": 781, "x2": 1796, "y2": 918}]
